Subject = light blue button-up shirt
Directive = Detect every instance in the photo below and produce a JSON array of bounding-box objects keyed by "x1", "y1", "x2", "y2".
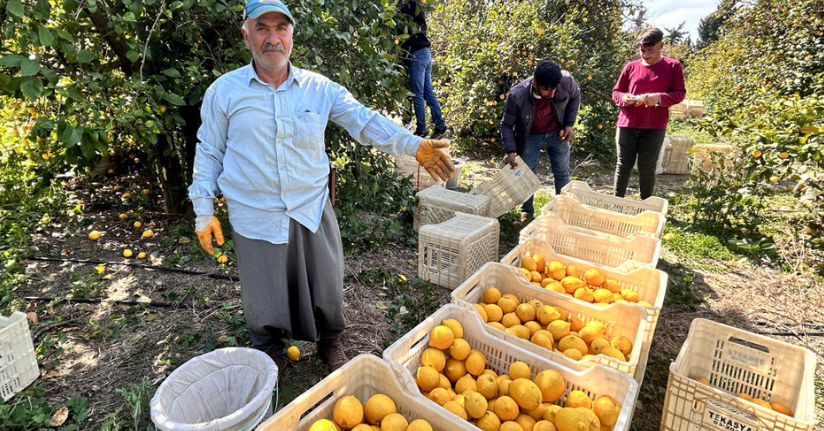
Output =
[{"x1": 188, "y1": 62, "x2": 423, "y2": 244}]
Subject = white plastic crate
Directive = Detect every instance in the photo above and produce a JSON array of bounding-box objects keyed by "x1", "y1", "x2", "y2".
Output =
[
  {"x1": 661, "y1": 319, "x2": 817, "y2": 431},
  {"x1": 662, "y1": 135, "x2": 694, "y2": 175},
  {"x1": 518, "y1": 216, "x2": 661, "y2": 268},
  {"x1": 692, "y1": 143, "x2": 735, "y2": 173},
  {"x1": 413, "y1": 185, "x2": 491, "y2": 231},
  {"x1": 1, "y1": 312, "x2": 39, "y2": 401},
  {"x1": 394, "y1": 154, "x2": 447, "y2": 192},
  {"x1": 449, "y1": 263, "x2": 649, "y2": 383},
  {"x1": 258, "y1": 354, "x2": 476, "y2": 431},
  {"x1": 383, "y1": 304, "x2": 639, "y2": 431},
  {"x1": 540, "y1": 195, "x2": 666, "y2": 239},
  {"x1": 418, "y1": 212, "x2": 499, "y2": 289},
  {"x1": 501, "y1": 238, "x2": 669, "y2": 347},
  {"x1": 560, "y1": 180, "x2": 669, "y2": 215},
  {"x1": 469, "y1": 155, "x2": 541, "y2": 218}
]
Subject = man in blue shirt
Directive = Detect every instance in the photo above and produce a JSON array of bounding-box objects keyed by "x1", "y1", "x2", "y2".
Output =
[{"x1": 189, "y1": 0, "x2": 454, "y2": 373}]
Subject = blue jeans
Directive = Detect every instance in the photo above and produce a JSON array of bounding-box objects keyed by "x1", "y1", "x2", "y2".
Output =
[
  {"x1": 408, "y1": 48, "x2": 446, "y2": 135},
  {"x1": 521, "y1": 130, "x2": 570, "y2": 214}
]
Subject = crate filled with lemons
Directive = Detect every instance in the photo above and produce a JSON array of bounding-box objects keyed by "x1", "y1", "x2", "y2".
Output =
[
  {"x1": 258, "y1": 354, "x2": 476, "y2": 431},
  {"x1": 383, "y1": 304, "x2": 638, "y2": 431},
  {"x1": 500, "y1": 238, "x2": 668, "y2": 347}
]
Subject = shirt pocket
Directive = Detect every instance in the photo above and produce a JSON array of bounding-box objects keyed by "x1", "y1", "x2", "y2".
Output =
[{"x1": 292, "y1": 111, "x2": 326, "y2": 157}]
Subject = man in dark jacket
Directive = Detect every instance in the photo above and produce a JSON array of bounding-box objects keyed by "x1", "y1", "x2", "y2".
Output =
[
  {"x1": 501, "y1": 60, "x2": 581, "y2": 219},
  {"x1": 400, "y1": 1, "x2": 447, "y2": 138}
]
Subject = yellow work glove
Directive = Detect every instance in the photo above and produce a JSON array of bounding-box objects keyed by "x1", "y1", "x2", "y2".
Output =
[
  {"x1": 415, "y1": 139, "x2": 455, "y2": 182},
  {"x1": 195, "y1": 216, "x2": 225, "y2": 255}
]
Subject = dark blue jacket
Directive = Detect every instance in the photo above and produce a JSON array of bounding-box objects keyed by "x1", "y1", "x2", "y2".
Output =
[{"x1": 500, "y1": 72, "x2": 581, "y2": 154}]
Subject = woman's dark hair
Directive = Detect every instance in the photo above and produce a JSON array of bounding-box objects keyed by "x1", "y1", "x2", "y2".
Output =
[
  {"x1": 534, "y1": 61, "x2": 562, "y2": 88},
  {"x1": 636, "y1": 27, "x2": 664, "y2": 46}
]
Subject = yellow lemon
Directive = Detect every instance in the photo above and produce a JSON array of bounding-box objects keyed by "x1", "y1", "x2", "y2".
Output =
[
  {"x1": 573, "y1": 288, "x2": 595, "y2": 303},
  {"x1": 542, "y1": 405, "x2": 563, "y2": 422},
  {"x1": 610, "y1": 334, "x2": 634, "y2": 356},
  {"x1": 589, "y1": 338, "x2": 610, "y2": 356},
  {"x1": 448, "y1": 338, "x2": 471, "y2": 360},
  {"x1": 521, "y1": 255, "x2": 538, "y2": 272},
  {"x1": 380, "y1": 413, "x2": 408, "y2": 430},
  {"x1": 123, "y1": 249, "x2": 133, "y2": 258},
  {"x1": 477, "y1": 411, "x2": 502, "y2": 431},
  {"x1": 592, "y1": 395, "x2": 621, "y2": 426},
  {"x1": 441, "y1": 318, "x2": 464, "y2": 338},
  {"x1": 476, "y1": 373, "x2": 499, "y2": 399},
  {"x1": 88, "y1": 231, "x2": 102, "y2": 241},
  {"x1": 286, "y1": 345, "x2": 300, "y2": 361},
  {"x1": 416, "y1": 366, "x2": 440, "y2": 391},
  {"x1": 464, "y1": 391, "x2": 488, "y2": 419},
  {"x1": 583, "y1": 268, "x2": 604, "y2": 287},
  {"x1": 515, "y1": 413, "x2": 537, "y2": 431},
  {"x1": 464, "y1": 350, "x2": 488, "y2": 376},
  {"x1": 142, "y1": 230, "x2": 154, "y2": 238},
  {"x1": 771, "y1": 402, "x2": 793, "y2": 416},
  {"x1": 561, "y1": 276, "x2": 586, "y2": 294},
  {"x1": 510, "y1": 378, "x2": 542, "y2": 410},
  {"x1": 563, "y1": 348, "x2": 583, "y2": 360},
  {"x1": 565, "y1": 265, "x2": 582, "y2": 279},
  {"x1": 547, "y1": 261, "x2": 566, "y2": 280},
  {"x1": 531, "y1": 332, "x2": 554, "y2": 350},
  {"x1": 516, "y1": 303, "x2": 537, "y2": 322},
  {"x1": 483, "y1": 287, "x2": 502, "y2": 304},
  {"x1": 498, "y1": 296, "x2": 519, "y2": 314},
  {"x1": 599, "y1": 346, "x2": 626, "y2": 362},
  {"x1": 532, "y1": 254, "x2": 547, "y2": 273},
  {"x1": 407, "y1": 419, "x2": 433, "y2": 431},
  {"x1": 119, "y1": 213, "x2": 128, "y2": 220},
  {"x1": 332, "y1": 395, "x2": 363, "y2": 429},
  {"x1": 620, "y1": 289, "x2": 639, "y2": 303},
  {"x1": 500, "y1": 421, "x2": 526, "y2": 431},
  {"x1": 558, "y1": 335, "x2": 587, "y2": 357},
  {"x1": 428, "y1": 387, "x2": 451, "y2": 405},
  {"x1": 308, "y1": 419, "x2": 341, "y2": 431},
  {"x1": 442, "y1": 400, "x2": 468, "y2": 420},
  {"x1": 602, "y1": 279, "x2": 620, "y2": 293},
  {"x1": 217, "y1": 255, "x2": 228, "y2": 263},
  {"x1": 537, "y1": 305, "x2": 561, "y2": 325},
  {"x1": 547, "y1": 320, "x2": 571, "y2": 341},
  {"x1": 534, "y1": 420, "x2": 559, "y2": 431},
  {"x1": 444, "y1": 357, "x2": 468, "y2": 382},
  {"x1": 420, "y1": 348, "x2": 446, "y2": 372},
  {"x1": 473, "y1": 303, "x2": 489, "y2": 322},
  {"x1": 502, "y1": 312, "x2": 522, "y2": 328},
  {"x1": 568, "y1": 316, "x2": 586, "y2": 333},
  {"x1": 485, "y1": 304, "x2": 504, "y2": 322},
  {"x1": 534, "y1": 369, "x2": 565, "y2": 402},
  {"x1": 497, "y1": 374, "x2": 512, "y2": 396},
  {"x1": 565, "y1": 390, "x2": 591, "y2": 409},
  {"x1": 555, "y1": 407, "x2": 588, "y2": 431},
  {"x1": 509, "y1": 361, "x2": 531, "y2": 380},
  {"x1": 493, "y1": 396, "x2": 520, "y2": 421},
  {"x1": 364, "y1": 394, "x2": 396, "y2": 424},
  {"x1": 576, "y1": 407, "x2": 600, "y2": 431},
  {"x1": 428, "y1": 325, "x2": 454, "y2": 350},
  {"x1": 455, "y1": 373, "x2": 478, "y2": 394},
  {"x1": 133, "y1": 221, "x2": 142, "y2": 228},
  {"x1": 593, "y1": 289, "x2": 614, "y2": 304}
]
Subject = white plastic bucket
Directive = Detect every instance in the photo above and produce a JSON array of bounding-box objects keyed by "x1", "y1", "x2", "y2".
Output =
[
  {"x1": 446, "y1": 159, "x2": 464, "y2": 190},
  {"x1": 150, "y1": 347, "x2": 278, "y2": 431}
]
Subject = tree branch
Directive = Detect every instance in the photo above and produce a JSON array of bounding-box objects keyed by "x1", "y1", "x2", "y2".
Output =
[{"x1": 83, "y1": 5, "x2": 135, "y2": 76}]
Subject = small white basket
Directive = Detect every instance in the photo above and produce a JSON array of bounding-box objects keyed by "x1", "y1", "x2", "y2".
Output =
[
  {"x1": 540, "y1": 195, "x2": 666, "y2": 239},
  {"x1": 258, "y1": 354, "x2": 476, "y2": 431},
  {"x1": 500, "y1": 239, "x2": 669, "y2": 348},
  {"x1": 518, "y1": 216, "x2": 661, "y2": 268},
  {"x1": 413, "y1": 185, "x2": 491, "y2": 231},
  {"x1": 560, "y1": 180, "x2": 669, "y2": 215},
  {"x1": 661, "y1": 319, "x2": 817, "y2": 431},
  {"x1": 469, "y1": 155, "x2": 542, "y2": 218},
  {"x1": 383, "y1": 304, "x2": 639, "y2": 431},
  {"x1": 449, "y1": 263, "x2": 650, "y2": 382},
  {"x1": 0, "y1": 311, "x2": 39, "y2": 401},
  {"x1": 418, "y1": 212, "x2": 499, "y2": 289},
  {"x1": 661, "y1": 135, "x2": 694, "y2": 175}
]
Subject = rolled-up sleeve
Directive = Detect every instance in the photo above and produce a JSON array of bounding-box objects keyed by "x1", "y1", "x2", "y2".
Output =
[{"x1": 188, "y1": 85, "x2": 228, "y2": 216}]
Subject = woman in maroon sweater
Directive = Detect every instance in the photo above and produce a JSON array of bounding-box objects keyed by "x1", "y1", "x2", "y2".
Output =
[{"x1": 612, "y1": 27, "x2": 686, "y2": 199}]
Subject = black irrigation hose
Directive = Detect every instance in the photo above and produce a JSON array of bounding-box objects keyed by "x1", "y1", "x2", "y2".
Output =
[
  {"x1": 25, "y1": 256, "x2": 239, "y2": 281},
  {"x1": 24, "y1": 296, "x2": 180, "y2": 308}
]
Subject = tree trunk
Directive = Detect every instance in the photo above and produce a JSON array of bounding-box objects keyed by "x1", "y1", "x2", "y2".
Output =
[{"x1": 153, "y1": 134, "x2": 189, "y2": 215}]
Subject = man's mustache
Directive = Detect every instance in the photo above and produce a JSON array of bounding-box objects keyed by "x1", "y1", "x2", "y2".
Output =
[{"x1": 262, "y1": 43, "x2": 286, "y2": 52}]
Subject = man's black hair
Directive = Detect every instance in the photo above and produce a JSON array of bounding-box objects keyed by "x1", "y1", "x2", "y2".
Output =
[
  {"x1": 636, "y1": 27, "x2": 664, "y2": 47},
  {"x1": 533, "y1": 61, "x2": 562, "y2": 89}
]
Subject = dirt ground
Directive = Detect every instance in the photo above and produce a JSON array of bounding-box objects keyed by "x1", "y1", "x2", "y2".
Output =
[{"x1": 11, "y1": 150, "x2": 824, "y2": 430}]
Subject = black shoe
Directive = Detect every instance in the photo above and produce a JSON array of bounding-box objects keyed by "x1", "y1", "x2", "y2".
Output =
[
  {"x1": 413, "y1": 130, "x2": 428, "y2": 138},
  {"x1": 432, "y1": 126, "x2": 448, "y2": 139}
]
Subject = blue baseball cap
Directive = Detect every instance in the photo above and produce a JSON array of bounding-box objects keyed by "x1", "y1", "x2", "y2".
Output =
[{"x1": 243, "y1": 0, "x2": 295, "y2": 24}]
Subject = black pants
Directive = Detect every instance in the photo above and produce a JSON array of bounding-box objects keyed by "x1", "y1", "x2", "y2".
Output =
[{"x1": 614, "y1": 127, "x2": 667, "y2": 200}]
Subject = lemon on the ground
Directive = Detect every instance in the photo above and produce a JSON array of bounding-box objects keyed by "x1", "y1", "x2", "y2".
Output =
[
  {"x1": 421, "y1": 347, "x2": 446, "y2": 371},
  {"x1": 464, "y1": 391, "x2": 488, "y2": 419},
  {"x1": 510, "y1": 378, "x2": 542, "y2": 410},
  {"x1": 142, "y1": 230, "x2": 154, "y2": 238},
  {"x1": 333, "y1": 395, "x2": 363, "y2": 429},
  {"x1": 217, "y1": 255, "x2": 228, "y2": 263},
  {"x1": 483, "y1": 287, "x2": 502, "y2": 304},
  {"x1": 555, "y1": 407, "x2": 588, "y2": 431},
  {"x1": 123, "y1": 249, "x2": 133, "y2": 258},
  {"x1": 380, "y1": 412, "x2": 408, "y2": 431},
  {"x1": 119, "y1": 213, "x2": 128, "y2": 220},
  {"x1": 473, "y1": 303, "x2": 489, "y2": 322},
  {"x1": 592, "y1": 395, "x2": 621, "y2": 426},
  {"x1": 89, "y1": 231, "x2": 102, "y2": 240},
  {"x1": 477, "y1": 411, "x2": 502, "y2": 431},
  {"x1": 428, "y1": 325, "x2": 455, "y2": 349},
  {"x1": 364, "y1": 394, "x2": 396, "y2": 424},
  {"x1": 286, "y1": 345, "x2": 300, "y2": 361},
  {"x1": 416, "y1": 366, "x2": 440, "y2": 391},
  {"x1": 534, "y1": 369, "x2": 565, "y2": 402},
  {"x1": 407, "y1": 419, "x2": 433, "y2": 431},
  {"x1": 493, "y1": 395, "x2": 520, "y2": 421},
  {"x1": 308, "y1": 419, "x2": 341, "y2": 431},
  {"x1": 509, "y1": 361, "x2": 531, "y2": 380},
  {"x1": 565, "y1": 390, "x2": 591, "y2": 409},
  {"x1": 133, "y1": 221, "x2": 142, "y2": 228},
  {"x1": 441, "y1": 318, "x2": 464, "y2": 338},
  {"x1": 137, "y1": 252, "x2": 147, "y2": 259}
]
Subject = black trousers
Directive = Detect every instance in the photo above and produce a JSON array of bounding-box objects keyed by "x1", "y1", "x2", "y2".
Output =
[{"x1": 614, "y1": 127, "x2": 667, "y2": 200}]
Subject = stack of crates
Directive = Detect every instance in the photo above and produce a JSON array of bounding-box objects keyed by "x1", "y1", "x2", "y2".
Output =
[
  {"x1": 418, "y1": 212, "x2": 499, "y2": 289},
  {"x1": 412, "y1": 185, "x2": 491, "y2": 231}
]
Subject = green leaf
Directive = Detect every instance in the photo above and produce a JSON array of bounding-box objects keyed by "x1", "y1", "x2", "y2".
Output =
[
  {"x1": 126, "y1": 50, "x2": 140, "y2": 63},
  {"x1": 20, "y1": 77, "x2": 44, "y2": 100},
  {"x1": 163, "y1": 68, "x2": 181, "y2": 78},
  {"x1": 39, "y1": 27, "x2": 55, "y2": 46},
  {"x1": 53, "y1": 28, "x2": 75, "y2": 43},
  {"x1": 375, "y1": 301, "x2": 388, "y2": 310},
  {"x1": 80, "y1": 140, "x2": 95, "y2": 160},
  {"x1": 122, "y1": 12, "x2": 136, "y2": 22},
  {"x1": 67, "y1": 88, "x2": 83, "y2": 100},
  {"x1": 20, "y1": 58, "x2": 41, "y2": 76},
  {"x1": 77, "y1": 50, "x2": 96, "y2": 63},
  {"x1": 0, "y1": 54, "x2": 26, "y2": 67},
  {"x1": 6, "y1": 0, "x2": 24, "y2": 18},
  {"x1": 61, "y1": 126, "x2": 83, "y2": 148},
  {"x1": 162, "y1": 93, "x2": 185, "y2": 106}
]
